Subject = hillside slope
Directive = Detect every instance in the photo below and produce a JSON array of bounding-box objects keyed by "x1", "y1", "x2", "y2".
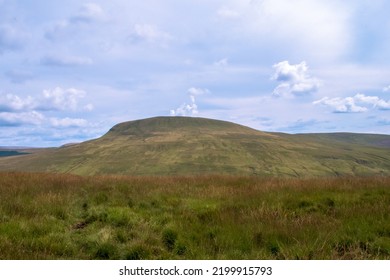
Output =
[{"x1": 0, "y1": 116, "x2": 389, "y2": 176}]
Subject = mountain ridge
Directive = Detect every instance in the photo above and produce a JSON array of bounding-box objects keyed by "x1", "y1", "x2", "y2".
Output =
[{"x1": 0, "y1": 116, "x2": 389, "y2": 177}]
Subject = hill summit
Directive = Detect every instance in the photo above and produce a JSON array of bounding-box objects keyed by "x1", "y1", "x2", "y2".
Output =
[
  {"x1": 0, "y1": 116, "x2": 389, "y2": 176},
  {"x1": 105, "y1": 116, "x2": 268, "y2": 137}
]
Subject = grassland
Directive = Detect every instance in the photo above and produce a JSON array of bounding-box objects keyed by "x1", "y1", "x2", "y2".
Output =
[{"x1": 1, "y1": 172, "x2": 390, "y2": 260}]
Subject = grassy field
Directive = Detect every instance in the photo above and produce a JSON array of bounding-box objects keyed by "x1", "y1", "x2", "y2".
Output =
[{"x1": 1, "y1": 172, "x2": 390, "y2": 259}]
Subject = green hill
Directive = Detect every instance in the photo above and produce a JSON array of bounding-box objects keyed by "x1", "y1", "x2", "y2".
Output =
[{"x1": 0, "y1": 116, "x2": 389, "y2": 176}]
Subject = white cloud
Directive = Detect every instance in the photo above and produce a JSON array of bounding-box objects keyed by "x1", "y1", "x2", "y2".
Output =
[
  {"x1": 41, "y1": 54, "x2": 93, "y2": 67},
  {"x1": 170, "y1": 101, "x2": 198, "y2": 117},
  {"x1": 354, "y1": 93, "x2": 390, "y2": 110},
  {"x1": 0, "y1": 87, "x2": 90, "y2": 113},
  {"x1": 187, "y1": 87, "x2": 209, "y2": 96},
  {"x1": 170, "y1": 87, "x2": 209, "y2": 116},
  {"x1": 40, "y1": 87, "x2": 86, "y2": 111},
  {"x1": 50, "y1": 117, "x2": 88, "y2": 128},
  {"x1": 313, "y1": 94, "x2": 390, "y2": 113},
  {"x1": 0, "y1": 111, "x2": 44, "y2": 126},
  {"x1": 0, "y1": 87, "x2": 93, "y2": 143},
  {"x1": 383, "y1": 85, "x2": 390, "y2": 92},
  {"x1": 0, "y1": 94, "x2": 35, "y2": 112},
  {"x1": 313, "y1": 96, "x2": 367, "y2": 113},
  {"x1": 272, "y1": 61, "x2": 321, "y2": 97}
]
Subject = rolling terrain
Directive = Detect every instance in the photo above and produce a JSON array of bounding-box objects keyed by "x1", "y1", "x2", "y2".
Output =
[
  {"x1": 0, "y1": 116, "x2": 389, "y2": 177},
  {"x1": 1, "y1": 117, "x2": 390, "y2": 260}
]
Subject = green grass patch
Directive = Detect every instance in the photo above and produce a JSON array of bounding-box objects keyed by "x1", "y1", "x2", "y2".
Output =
[{"x1": 0, "y1": 172, "x2": 389, "y2": 259}]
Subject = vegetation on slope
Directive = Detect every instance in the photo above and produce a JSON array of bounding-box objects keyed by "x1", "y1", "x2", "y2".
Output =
[
  {"x1": 1, "y1": 172, "x2": 390, "y2": 260},
  {"x1": 0, "y1": 117, "x2": 389, "y2": 176}
]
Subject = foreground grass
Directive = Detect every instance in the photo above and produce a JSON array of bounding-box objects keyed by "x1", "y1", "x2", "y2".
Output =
[{"x1": 0, "y1": 172, "x2": 390, "y2": 259}]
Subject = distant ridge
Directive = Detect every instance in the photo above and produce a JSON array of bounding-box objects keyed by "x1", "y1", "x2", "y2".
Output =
[{"x1": 0, "y1": 116, "x2": 389, "y2": 177}]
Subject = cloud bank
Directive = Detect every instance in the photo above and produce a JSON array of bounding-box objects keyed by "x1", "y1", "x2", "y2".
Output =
[
  {"x1": 0, "y1": 87, "x2": 92, "y2": 127},
  {"x1": 313, "y1": 94, "x2": 390, "y2": 113}
]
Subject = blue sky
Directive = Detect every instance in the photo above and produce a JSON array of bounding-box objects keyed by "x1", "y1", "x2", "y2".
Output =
[{"x1": 1, "y1": 0, "x2": 389, "y2": 146}]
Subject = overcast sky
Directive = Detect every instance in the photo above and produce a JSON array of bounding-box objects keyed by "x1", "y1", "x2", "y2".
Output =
[{"x1": 1, "y1": 0, "x2": 390, "y2": 146}]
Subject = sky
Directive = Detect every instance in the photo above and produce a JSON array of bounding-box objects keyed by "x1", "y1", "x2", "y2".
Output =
[{"x1": 0, "y1": 0, "x2": 389, "y2": 147}]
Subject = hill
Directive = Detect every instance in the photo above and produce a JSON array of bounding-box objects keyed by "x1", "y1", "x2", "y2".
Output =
[{"x1": 0, "y1": 116, "x2": 389, "y2": 176}]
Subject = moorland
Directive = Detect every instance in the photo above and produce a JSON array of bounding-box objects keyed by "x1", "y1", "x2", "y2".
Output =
[
  {"x1": 0, "y1": 117, "x2": 389, "y2": 259},
  {"x1": 1, "y1": 173, "x2": 390, "y2": 259}
]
